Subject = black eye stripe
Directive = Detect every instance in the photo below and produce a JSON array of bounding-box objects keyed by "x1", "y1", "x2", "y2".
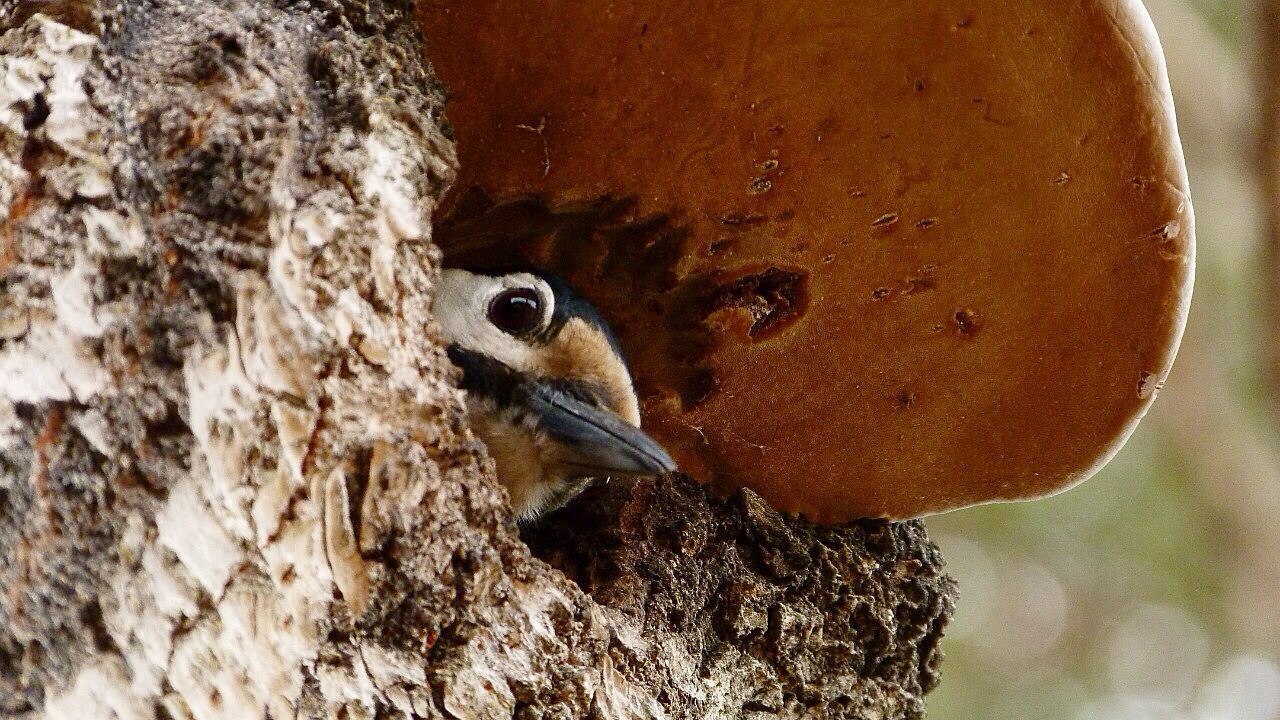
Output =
[{"x1": 487, "y1": 287, "x2": 544, "y2": 336}]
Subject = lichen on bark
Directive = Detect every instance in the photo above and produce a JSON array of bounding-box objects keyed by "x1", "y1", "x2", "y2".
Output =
[{"x1": 0, "y1": 1, "x2": 955, "y2": 719}]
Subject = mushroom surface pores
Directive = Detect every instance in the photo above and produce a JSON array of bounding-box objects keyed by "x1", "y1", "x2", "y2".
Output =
[{"x1": 420, "y1": 0, "x2": 1194, "y2": 522}]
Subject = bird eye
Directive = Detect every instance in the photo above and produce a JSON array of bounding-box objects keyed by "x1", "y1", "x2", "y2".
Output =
[{"x1": 487, "y1": 287, "x2": 544, "y2": 335}]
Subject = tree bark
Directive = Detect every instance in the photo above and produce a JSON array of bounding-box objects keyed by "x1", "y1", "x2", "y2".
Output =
[{"x1": 0, "y1": 2, "x2": 955, "y2": 719}]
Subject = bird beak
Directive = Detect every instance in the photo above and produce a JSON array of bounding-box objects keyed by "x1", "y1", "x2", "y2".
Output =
[{"x1": 524, "y1": 381, "x2": 677, "y2": 478}]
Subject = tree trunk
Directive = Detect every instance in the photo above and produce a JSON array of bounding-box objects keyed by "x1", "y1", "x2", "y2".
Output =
[{"x1": 0, "y1": 2, "x2": 955, "y2": 718}]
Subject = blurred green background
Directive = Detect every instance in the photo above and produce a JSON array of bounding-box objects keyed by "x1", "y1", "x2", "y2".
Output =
[{"x1": 928, "y1": 2, "x2": 1280, "y2": 718}]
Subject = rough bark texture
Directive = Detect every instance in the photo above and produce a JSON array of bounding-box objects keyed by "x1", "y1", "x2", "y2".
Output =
[{"x1": 0, "y1": 2, "x2": 955, "y2": 719}]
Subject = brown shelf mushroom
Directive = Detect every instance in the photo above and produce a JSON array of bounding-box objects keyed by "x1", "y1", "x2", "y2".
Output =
[{"x1": 419, "y1": 0, "x2": 1194, "y2": 522}]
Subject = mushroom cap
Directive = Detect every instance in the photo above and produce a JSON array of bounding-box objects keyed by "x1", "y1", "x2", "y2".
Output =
[{"x1": 420, "y1": 0, "x2": 1194, "y2": 521}]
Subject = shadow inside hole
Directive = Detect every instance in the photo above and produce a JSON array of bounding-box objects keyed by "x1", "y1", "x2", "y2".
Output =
[
  {"x1": 435, "y1": 186, "x2": 810, "y2": 419},
  {"x1": 517, "y1": 479, "x2": 637, "y2": 591},
  {"x1": 435, "y1": 187, "x2": 719, "y2": 409}
]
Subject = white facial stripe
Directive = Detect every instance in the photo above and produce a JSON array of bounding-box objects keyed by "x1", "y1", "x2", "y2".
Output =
[{"x1": 435, "y1": 269, "x2": 555, "y2": 374}]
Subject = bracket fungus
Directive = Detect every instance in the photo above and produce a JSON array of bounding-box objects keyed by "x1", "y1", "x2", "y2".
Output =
[{"x1": 420, "y1": 0, "x2": 1194, "y2": 522}]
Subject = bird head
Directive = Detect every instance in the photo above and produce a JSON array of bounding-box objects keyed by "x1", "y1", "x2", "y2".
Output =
[{"x1": 434, "y1": 267, "x2": 677, "y2": 520}]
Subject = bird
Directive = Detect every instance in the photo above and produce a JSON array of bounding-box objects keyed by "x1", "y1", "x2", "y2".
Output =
[{"x1": 434, "y1": 266, "x2": 677, "y2": 521}]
